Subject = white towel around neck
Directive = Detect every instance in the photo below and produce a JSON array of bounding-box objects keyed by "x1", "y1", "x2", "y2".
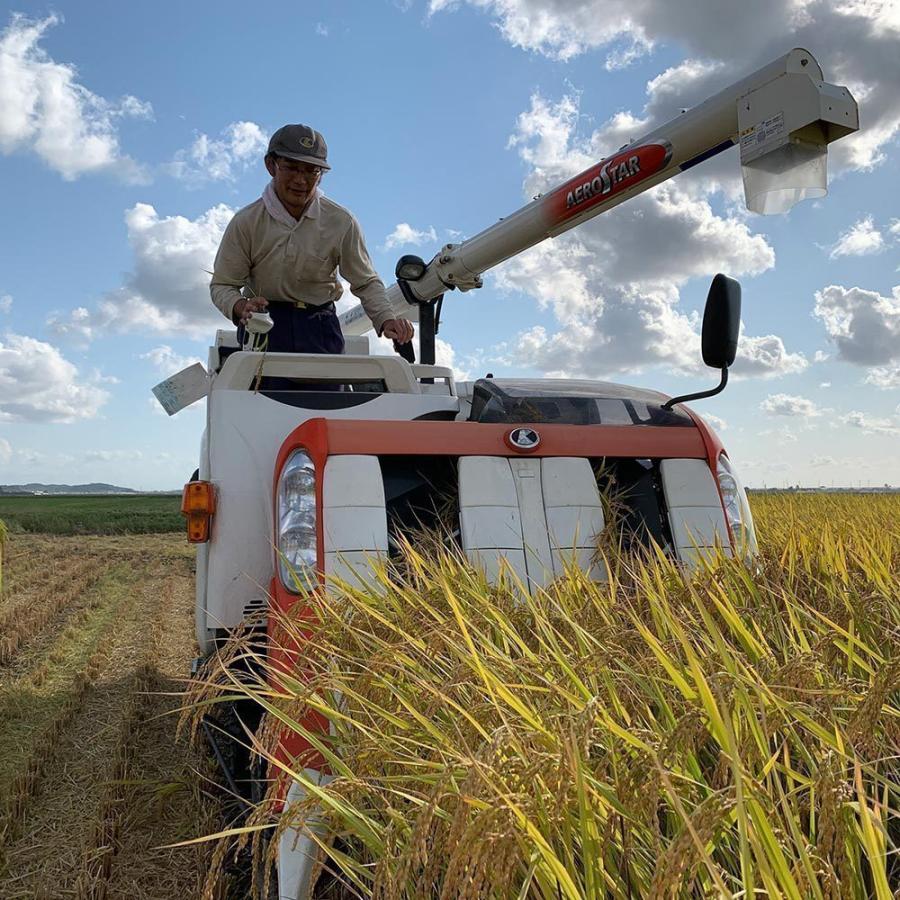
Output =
[{"x1": 262, "y1": 180, "x2": 320, "y2": 227}]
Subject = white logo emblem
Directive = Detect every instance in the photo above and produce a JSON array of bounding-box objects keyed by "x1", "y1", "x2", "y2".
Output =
[{"x1": 508, "y1": 427, "x2": 540, "y2": 450}]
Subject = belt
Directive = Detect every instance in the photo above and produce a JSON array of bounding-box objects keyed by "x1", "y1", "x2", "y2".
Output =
[{"x1": 268, "y1": 299, "x2": 335, "y2": 311}]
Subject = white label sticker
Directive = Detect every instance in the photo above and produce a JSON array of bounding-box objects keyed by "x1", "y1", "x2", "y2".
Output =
[
  {"x1": 740, "y1": 111, "x2": 785, "y2": 162},
  {"x1": 152, "y1": 363, "x2": 209, "y2": 416}
]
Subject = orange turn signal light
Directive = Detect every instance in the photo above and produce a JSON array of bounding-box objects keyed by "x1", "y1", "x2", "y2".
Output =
[{"x1": 181, "y1": 481, "x2": 216, "y2": 543}]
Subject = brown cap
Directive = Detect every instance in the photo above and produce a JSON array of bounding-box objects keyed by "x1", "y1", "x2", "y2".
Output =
[{"x1": 267, "y1": 124, "x2": 330, "y2": 170}]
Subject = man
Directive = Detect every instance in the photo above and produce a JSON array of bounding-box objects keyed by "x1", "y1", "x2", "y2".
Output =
[{"x1": 210, "y1": 123, "x2": 414, "y2": 354}]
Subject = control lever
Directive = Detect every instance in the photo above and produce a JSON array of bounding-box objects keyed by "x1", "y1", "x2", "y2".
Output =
[{"x1": 394, "y1": 340, "x2": 416, "y2": 363}]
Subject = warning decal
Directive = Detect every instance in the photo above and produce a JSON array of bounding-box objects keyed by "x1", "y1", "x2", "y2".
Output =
[{"x1": 739, "y1": 111, "x2": 785, "y2": 163}]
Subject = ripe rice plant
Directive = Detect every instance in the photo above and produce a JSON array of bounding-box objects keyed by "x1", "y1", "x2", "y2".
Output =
[{"x1": 200, "y1": 493, "x2": 900, "y2": 899}]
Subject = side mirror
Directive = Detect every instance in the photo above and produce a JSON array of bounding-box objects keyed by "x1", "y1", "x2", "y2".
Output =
[
  {"x1": 662, "y1": 274, "x2": 742, "y2": 410},
  {"x1": 702, "y1": 273, "x2": 741, "y2": 369}
]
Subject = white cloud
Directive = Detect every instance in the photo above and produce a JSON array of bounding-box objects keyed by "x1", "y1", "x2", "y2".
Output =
[
  {"x1": 760, "y1": 393, "x2": 822, "y2": 418},
  {"x1": 493, "y1": 94, "x2": 803, "y2": 380},
  {"x1": 116, "y1": 95, "x2": 153, "y2": 119},
  {"x1": 428, "y1": 0, "x2": 652, "y2": 64},
  {"x1": 810, "y1": 455, "x2": 836, "y2": 467},
  {"x1": 702, "y1": 413, "x2": 727, "y2": 431},
  {"x1": 828, "y1": 216, "x2": 885, "y2": 258},
  {"x1": 758, "y1": 425, "x2": 799, "y2": 443},
  {"x1": 0, "y1": 13, "x2": 151, "y2": 182},
  {"x1": 384, "y1": 222, "x2": 438, "y2": 250},
  {"x1": 429, "y1": 0, "x2": 900, "y2": 172},
  {"x1": 435, "y1": 337, "x2": 472, "y2": 381},
  {"x1": 168, "y1": 120, "x2": 267, "y2": 185},
  {"x1": 833, "y1": 0, "x2": 900, "y2": 33},
  {"x1": 844, "y1": 410, "x2": 900, "y2": 435},
  {"x1": 83, "y1": 449, "x2": 143, "y2": 462},
  {"x1": 0, "y1": 333, "x2": 110, "y2": 422},
  {"x1": 140, "y1": 345, "x2": 204, "y2": 375},
  {"x1": 814, "y1": 284, "x2": 900, "y2": 366},
  {"x1": 0, "y1": 294, "x2": 11, "y2": 313},
  {"x1": 315, "y1": 22, "x2": 329, "y2": 36},
  {"x1": 0, "y1": 436, "x2": 10, "y2": 464},
  {"x1": 864, "y1": 366, "x2": 900, "y2": 389},
  {"x1": 49, "y1": 202, "x2": 236, "y2": 340},
  {"x1": 46, "y1": 306, "x2": 93, "y2": 343},
  {"x1": 732, "y1": 334, "x2": 808, "y2": 379}
]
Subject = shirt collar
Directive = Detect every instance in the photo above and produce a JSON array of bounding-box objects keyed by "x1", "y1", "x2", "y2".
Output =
[{"x1": 262, "y1": 180, "x2": 321, "y2": 226}]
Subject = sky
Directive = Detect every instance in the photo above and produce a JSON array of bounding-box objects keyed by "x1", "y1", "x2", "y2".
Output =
[{"x1": 0, "y1": 0, "x2": 898, "y2": 491}]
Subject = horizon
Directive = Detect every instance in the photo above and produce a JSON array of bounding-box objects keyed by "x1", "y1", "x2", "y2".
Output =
[{"x1": 1, "y1": 2, "x2": 899, "y2": 490}]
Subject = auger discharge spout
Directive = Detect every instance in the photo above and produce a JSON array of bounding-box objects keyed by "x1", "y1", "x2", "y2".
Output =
[{"x1": 340, "y1": 47, "x2": 858, "y2": 337}]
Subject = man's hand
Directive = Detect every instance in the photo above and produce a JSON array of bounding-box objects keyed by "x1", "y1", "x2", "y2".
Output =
[
  {"x1": 382, "y1": 318, "x2": 414, "y2": 344},
  {"x1": 233, "y1": 297, "x2": 269, "y2": 326}
]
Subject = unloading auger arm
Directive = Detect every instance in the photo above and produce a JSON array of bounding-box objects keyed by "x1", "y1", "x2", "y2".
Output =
[{"x1": 340, "y1": 47, "x2": 858, "y2": 337}]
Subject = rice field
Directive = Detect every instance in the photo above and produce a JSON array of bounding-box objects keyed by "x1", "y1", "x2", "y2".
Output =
[
  {"x1": 0, "y1": 495, "x2": 182, "y2": 536},
  {"x1": 197, "y1": 492, "x2": 900, "y2": 899},
  {"x1": 1, "y1": 493, "x2": 897, "y2": 899},
  {"x1": 0, "y1": 532, "x2": 221, "y2": 899}
]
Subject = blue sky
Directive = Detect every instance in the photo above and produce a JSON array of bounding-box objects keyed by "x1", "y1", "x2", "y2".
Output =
[{"x1": 1, "y1": 0, "x2": 898, "y2": 490}]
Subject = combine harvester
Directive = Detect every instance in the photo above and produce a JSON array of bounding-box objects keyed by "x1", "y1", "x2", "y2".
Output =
[{"x1": 165, "y1": 48, "x2": 858, "y2": 899}]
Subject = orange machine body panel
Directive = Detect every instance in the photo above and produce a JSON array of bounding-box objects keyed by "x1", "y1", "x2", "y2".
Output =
[{"x1": 266, "y1": 416, "x2": 722, "y2": 785}]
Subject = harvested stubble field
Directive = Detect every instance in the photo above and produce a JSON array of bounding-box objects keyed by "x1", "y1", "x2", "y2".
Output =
[{"x1": 0, "y1": 530, "x2": 221, "y2": 899}]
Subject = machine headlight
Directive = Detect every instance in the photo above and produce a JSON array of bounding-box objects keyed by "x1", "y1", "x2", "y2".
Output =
[
  {"x1": 395, "y1": 254, "x2": 427, "y2": 281},
  {"x1": 277, "y1": 450, "x2": 318, "y2": 592},
  {"x1": 716, "y1": 453, "x2": 758, "y2": 559}
]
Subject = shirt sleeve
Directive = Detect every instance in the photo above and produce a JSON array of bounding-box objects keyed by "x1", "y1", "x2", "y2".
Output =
[
  {"x1": 338, "y1": 217, "x2": 395, "y2": 333},
  {"x1": 210, "y1": 215, "x2": 250, "y2": 322}
]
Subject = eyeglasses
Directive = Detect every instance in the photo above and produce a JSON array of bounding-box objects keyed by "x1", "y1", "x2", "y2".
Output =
[{"x1": 274, "y1": 158, "x2": 322, "y2": 179}]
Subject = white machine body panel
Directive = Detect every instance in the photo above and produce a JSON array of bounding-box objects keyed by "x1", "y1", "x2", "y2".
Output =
[
  {"x1": 660, "y1": 458, "x2": 732, "y2": 569},
  {"x1": 459, "y1": 456, "x2": 605, "y2": 591},
  {"x1": 277, "y1": 772, "x2": 335, "y2": 900},
  {"x1": 197, "y1": 352, "x2": 458, "y2": 652},
  {"x1": 323, "y1": 455, "x2": 388, "y2": 592},
  {"x1": 542, "y1": 457, "x2": 606, "y2": 578},
  {"x1": 459, "y1": 455, "x2": 529, "y2": 585}
]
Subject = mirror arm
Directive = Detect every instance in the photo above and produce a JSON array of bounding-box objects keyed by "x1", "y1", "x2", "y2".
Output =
[
  {"x1": 396, "y1": 277, "x2": 443, "y2": 378},
  {"x1": 662, "y1": 367, "x2": 728, "y2": 410}
]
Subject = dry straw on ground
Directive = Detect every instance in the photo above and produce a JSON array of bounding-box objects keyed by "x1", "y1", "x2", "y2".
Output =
[
  {"x1": 195, "y1": 493, "x2": 900, "y2": 899},
  {"x1": 0, "y1": 535, "x2": 220, "y2": 899}
]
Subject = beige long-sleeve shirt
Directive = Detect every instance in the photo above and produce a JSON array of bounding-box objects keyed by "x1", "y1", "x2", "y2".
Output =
[{"x1": 210, "y1": 189, "x2": 395, "y2": 332}]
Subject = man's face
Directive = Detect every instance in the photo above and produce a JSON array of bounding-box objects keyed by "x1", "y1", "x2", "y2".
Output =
[{"x1": 267, "y1": 155, "x2": 322, "y2": 210}]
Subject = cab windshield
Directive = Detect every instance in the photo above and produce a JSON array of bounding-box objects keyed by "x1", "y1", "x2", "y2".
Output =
[{"x1": 468, "y1": 379, "x2": 694, "y2": 427}]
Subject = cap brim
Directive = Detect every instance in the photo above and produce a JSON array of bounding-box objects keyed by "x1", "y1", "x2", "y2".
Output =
[{"x1": 273, "y1": 151, "x2": 330, "y2": 170}]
